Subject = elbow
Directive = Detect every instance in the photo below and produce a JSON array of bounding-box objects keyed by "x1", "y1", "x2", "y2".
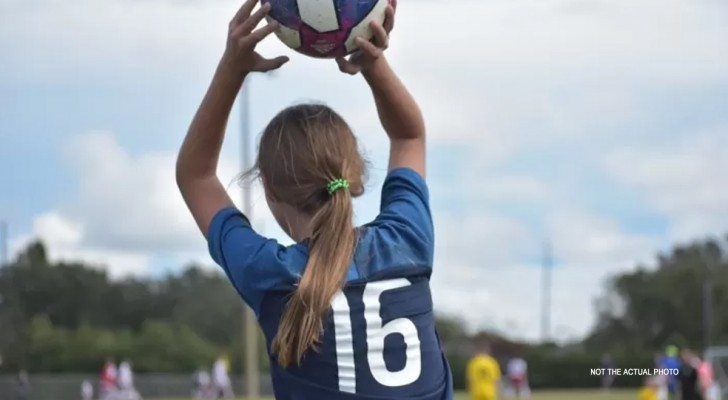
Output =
[
  {"x1": 404, "y1": 116, "x2": 426, "y2": 141},
  {"x1": 414, "y1": 115, "x2": 426, "y2": 140},
  {"x1": 175, "y1": 153, "x2": 215, "y2": 188},
  {"x1": 403, "y1": 103, "x2": 426, "y2": 140},
  {"x1": 175, "y1": 156, "x2": 200, "y2": 191},
  {"x1": 175, "y1": 155, "x2": 188, "y2": 188}
]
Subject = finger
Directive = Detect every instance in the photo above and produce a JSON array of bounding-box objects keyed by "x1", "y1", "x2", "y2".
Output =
[
  {"x1": 231, "y1": 0, "x2": 259, "y2": 27},
  {"x1": 335, "y1": 57, "x2": 360, "y2": 75},
  {"x1": 383, "y1": 4, "x2": 395, "y2": 33},
  {"x1": 246, "y1": 21, "x2": 280, "y2": 44},
  {"x1": 390, "y1": 0, "x2": 398, "y2": 12},
  {"x1": 369, "y1": 20, "x2": 389, "y2": 48},
  {"x1": 239, "y1": 2, "x2": 272, "y2": 34},
  {"x1": 257, "y1": 55, "x2": 290, "y2": 72},
  {"x1": 354, "y1": 37, "x2": 382, "y2": 59}
]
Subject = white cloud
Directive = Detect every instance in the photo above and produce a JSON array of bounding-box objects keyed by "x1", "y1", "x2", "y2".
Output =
[
  {"x1": 428, "y1": 206, "x2": 659, "y2": 341},
  {"x1": 10, "y1": 213, "x2": 151, "y2": 277},
  {"x1": 9, "y1": 132, "x2": 242, "y2": 276},
  {"x1": 547, "y1": 209, "x2": 658, "y2": 267},
  {"x1": 604, "y1": 126, "x2": 728, "y2": 241}
]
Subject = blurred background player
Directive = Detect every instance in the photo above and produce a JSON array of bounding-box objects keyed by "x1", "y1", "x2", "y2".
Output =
[
  {"x1": 211, "y1": 356, "x2": 233, "y2": 399},
  {"x1": 506, "y1": 356, "x2": 530, "y2": 399},
  {"x1": 654, "y1": 353, "x2": 669, "y2": 400},
  {"x1": 696, "y1": 352, "x2": 718, "y2": 400},
  {"x1": 192, "y1": 367, "x2": 212, "y2": 399},
  {"x1": 680, "y1": 349, "x2": 701, "y2": 400},
  {"x1": 639, "y1": 376, "x2": 659, "y2": 400},
  {"x1": 99, "y1": 358, "x2": 118, "y2": 400},
  {"x1": 81, "y1": 379, "x2": 94, "y2": 400},
  {"x1": 660, "y1": 345, "x2": 681, "y2": 400},
  {"x1": 118, "y1": 359, "x2": 141, "y2": 400},
  {"x1": 467, "y1": 342, "x2": 501, "y2": 400},
  {"x1": 16, "y1": 370, "x2": 31, "y2": 400},
  {"x1": 601, "y1": 354, "x2": 615, "y2": 392}
]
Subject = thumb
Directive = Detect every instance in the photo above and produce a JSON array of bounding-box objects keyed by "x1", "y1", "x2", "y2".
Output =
[
  {"x1": 258, "y1": 55, "x2": 289, "y2": 72},
  {"x1": 336, "y1": 56, "x2": 359, "y2": 75}
]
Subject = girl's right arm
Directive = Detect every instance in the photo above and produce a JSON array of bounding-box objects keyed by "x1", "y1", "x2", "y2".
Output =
[
  {"x1": 335, "y1": 0, "x2": 426, "y2": 177},
  {"x1": 363, "y1": 57, "x2": 426, "y2": 177}
]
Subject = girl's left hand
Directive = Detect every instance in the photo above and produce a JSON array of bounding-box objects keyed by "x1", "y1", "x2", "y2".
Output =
[{"x1": 335, "y1": 0, "x2": 396, "y2": 75}]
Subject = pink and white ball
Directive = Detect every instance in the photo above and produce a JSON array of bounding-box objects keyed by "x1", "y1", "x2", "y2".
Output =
[{"x1": 262, "y1": 0, "x2": 391, "y2": 59}]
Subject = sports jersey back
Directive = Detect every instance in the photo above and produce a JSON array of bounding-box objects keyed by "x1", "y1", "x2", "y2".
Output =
[
  {"x1": 258, "y1": 269, "x2": 449, "y2": 399},
  {"x1": 208, "y1": 168, "x2": 452, "y2": 399}
]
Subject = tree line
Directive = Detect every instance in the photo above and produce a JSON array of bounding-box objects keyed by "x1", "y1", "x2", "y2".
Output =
[{"x1": 0, "y1": 236, "x2": 726, "y2": 388}]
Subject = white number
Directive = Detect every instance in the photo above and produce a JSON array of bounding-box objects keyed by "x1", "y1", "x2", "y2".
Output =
[
  {"x1": 332, "y1": 291, "x2": 356, "y2": 393},
  {"x1": 332, "y1": 279, "x2": 422, "y2": 393}
]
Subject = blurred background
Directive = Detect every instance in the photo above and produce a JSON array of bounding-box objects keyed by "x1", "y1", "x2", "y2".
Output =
[{"x1": 0, "y1": 0, "x2": 727, "y2": 399}]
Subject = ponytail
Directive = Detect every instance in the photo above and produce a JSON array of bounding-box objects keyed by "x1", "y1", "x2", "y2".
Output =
[{"x1": 272, "y1": 187, "x2": 356, "y2": 367}]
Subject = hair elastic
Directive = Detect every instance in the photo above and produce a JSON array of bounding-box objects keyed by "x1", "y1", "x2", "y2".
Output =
[{"x1": 326, "y1": 178, "x2": 350, "y2": 195}]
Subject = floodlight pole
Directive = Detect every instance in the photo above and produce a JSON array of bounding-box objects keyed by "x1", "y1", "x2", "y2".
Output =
[
  {"x1": 540, "y1": 240, "x2": 553, "y2": 343},
  {"x1": 703, "y1": 255, "x2": 714, "y2": 350},
  {"x1": 240, "y1": 77, "x2": 260, "y2": 399}
]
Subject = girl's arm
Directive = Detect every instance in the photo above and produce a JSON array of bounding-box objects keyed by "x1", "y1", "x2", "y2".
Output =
[
  {"x1": 363, "y1": 57, "x2": 425, "y2": 177},
  {"x1": 176, "y1": 60, "x2": 241, "y2": 236},
  {"x1": 335, "y1": 1, "x2": 425, "y2": 177},
  {"x1": 176, "y1": 0, "x2": 287, "y2": 237}
]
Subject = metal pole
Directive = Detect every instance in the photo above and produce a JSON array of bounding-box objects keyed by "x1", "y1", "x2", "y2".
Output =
[
  {"x1": 703, "y1": 256, "x2": 713, "y2": 350},
  {"x1": 240, "y1": 78, "x2": 260, "y2": 399},
  {"x1": 541, "y1": 240, "x2": 552, "y2": 342}
]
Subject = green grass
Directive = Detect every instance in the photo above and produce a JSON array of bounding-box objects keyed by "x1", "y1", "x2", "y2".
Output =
[{"x1": 161, "y1": 389, "x2": 638, "y2": 400}]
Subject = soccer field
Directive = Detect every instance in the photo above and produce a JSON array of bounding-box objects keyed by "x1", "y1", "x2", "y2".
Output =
[{"x1": 162, "y1": 389, "x2": 637, "y2": 400}]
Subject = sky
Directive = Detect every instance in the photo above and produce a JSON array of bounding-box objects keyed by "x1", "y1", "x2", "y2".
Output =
[{"x1": 1, "y1": 0, "x2": 727, "y2": 342}]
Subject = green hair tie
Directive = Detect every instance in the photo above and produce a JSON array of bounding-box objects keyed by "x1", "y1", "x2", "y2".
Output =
[{"x1": 326, "y1": 178, "x2": 350, "y2": 195}]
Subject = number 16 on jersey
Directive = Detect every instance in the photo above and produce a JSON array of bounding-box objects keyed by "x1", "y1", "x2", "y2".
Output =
[{"x1": 331, "y1": 278, "x2": 422, "y2": 394}]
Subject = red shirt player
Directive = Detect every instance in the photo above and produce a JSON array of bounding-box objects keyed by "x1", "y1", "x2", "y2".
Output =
[{"x1": 99, "y1": 358, "x2": 118, "y2": 398}]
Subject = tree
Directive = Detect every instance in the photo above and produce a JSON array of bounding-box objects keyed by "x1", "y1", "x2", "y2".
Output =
[{"x1": 586, "y1": 236, "x2": 728, "y2": 354}]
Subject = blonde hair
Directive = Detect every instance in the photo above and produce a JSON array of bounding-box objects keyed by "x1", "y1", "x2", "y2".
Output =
[{"x1": 252, "y1": 103, "x2": 366, "y2": 366}]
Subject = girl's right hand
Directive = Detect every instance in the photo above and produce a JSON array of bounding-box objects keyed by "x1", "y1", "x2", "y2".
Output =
[
  {"x1": 336, "y1": 0, "x2": 396, "y2": 75},
  {"x1": 223, "y1": 0, "x2": 289, "y2": 74}
]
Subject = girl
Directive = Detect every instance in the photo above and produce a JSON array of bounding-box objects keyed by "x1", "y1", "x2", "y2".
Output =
[{"x1": 176, "y1": 0, "x2": 452, "y2": 399}]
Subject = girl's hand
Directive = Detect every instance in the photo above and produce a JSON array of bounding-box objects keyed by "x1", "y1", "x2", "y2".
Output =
[
  {"x1": 223, "y1": 0, "x2": 289, "y2": 74},
  {"x1": 336, "y1": 0, "x2": 396, "y2": 75}
]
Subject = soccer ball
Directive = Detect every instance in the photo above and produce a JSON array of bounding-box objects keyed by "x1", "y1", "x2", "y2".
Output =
[{"x1": 263, "y1": 0, "x2": 391, "y2": 59}]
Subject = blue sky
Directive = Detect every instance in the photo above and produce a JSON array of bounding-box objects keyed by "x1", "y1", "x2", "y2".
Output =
[{"x1": 1, "y1": 0, "x2": 727, "y2": 341}]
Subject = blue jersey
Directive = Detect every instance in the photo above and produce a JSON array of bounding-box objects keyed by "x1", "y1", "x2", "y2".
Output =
[
  {"x1": 659, "y1": 356, "x2": 681, "y2": 389},
  {"x1": 208, "y1": 168, "x2": 453, "y2": 400}
]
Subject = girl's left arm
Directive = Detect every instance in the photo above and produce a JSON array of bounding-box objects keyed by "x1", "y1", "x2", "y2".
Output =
[
  {"x1": 176, "y1": 0, "x2": 287, "y2": 237},
  {"x1": 176, "y1": 59, "x2": 242, "y2": 237}
]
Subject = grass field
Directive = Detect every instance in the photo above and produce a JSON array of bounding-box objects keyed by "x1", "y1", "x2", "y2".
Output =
[{"x1": 162, "y1": 389, "x2": 638, "y2": 400}]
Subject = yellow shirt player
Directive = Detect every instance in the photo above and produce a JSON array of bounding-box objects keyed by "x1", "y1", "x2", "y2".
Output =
[
  {"x1": 467, "y1": 344, "x2": 501, "y2": 400},
  {"x1": 639, "y1": 377, "x2": 658, "y2": 400}
]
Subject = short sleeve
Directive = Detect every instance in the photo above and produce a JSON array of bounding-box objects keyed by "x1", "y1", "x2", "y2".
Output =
[
  {"x1": 207, "y1": 207, "x2": 292, "y2": 315},
  {"x1": 373, "y1": 167, "x2": 434, "y2": 265}
]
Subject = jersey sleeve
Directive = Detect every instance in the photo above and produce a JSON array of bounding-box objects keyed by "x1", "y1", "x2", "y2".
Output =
[
  {"x1": 207, "y1": 207, "x2": 291, "y2": 315},
  {"x1": 373, "y1": 167, "x2": 434, "y2": 266}
]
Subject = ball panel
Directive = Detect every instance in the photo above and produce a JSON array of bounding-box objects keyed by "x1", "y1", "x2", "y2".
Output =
[
  {"x1": 297, "y1": 0, "x2": 340, "y2": 33},
  {"x1": 343, "y1": 0, "x2": 388, "y2": 53},
  {"x1": 297, "y1": 23, "x2": 348, "y2": 57},
  {"x1": 336, "y1": 0, "x2": 380, "y2": 30},
  {"x1": 262, "y1": 0, "x2": 301, "y2": 29},
  {"x1": 268, "y1": 15, "x2": 303, "y2": 50}
]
